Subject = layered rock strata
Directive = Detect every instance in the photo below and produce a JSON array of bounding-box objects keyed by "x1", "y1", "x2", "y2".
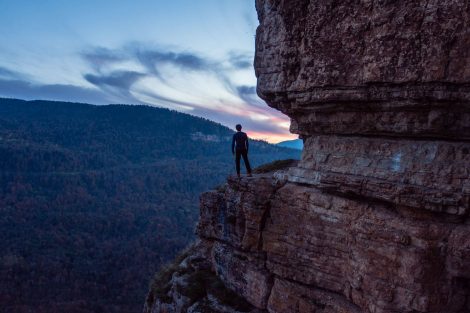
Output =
[
  {"x1": 255, "y1": 0, "x2": 470, "y2": 140},
  {"x1": 146, "y1": 168, "x2": 470, "y2": 313},
  {"x1": 145, "y1": 0, "x2": 470, "y2": 312}
]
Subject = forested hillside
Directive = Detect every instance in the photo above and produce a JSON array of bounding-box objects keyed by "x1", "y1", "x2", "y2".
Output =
[{"x1": 0, "y1": 98, "x2": 300, "y2": 313}]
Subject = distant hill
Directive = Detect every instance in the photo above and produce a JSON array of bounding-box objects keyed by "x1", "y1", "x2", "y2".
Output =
[
  {"x1": 277, "y1": 138, "x2": 303, "y2": 150},
  {"x1": 0, "y1": 98, "x2": 300, "y2": 313}
]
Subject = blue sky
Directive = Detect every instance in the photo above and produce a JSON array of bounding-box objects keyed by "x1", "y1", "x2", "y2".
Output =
[{"x1": 0, "y1": 0, "x2": 294, "y2": 142}]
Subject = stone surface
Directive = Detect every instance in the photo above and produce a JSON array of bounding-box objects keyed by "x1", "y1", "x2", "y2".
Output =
[
  {"x1": 209, "y1": 174, "x2": 470, "y2": 312},
  {"x1": 143, "y1": 240, "x2": 263, "y2": 313},
  {"x1": 212, "y1": 242, "x2": 273, "y2": 309},
  {"x1": 196, "y1": 174, "x2": 281, "y2": 252},
  {"x1": 147, "y1": 170, "x2": 470, "y2": 312},
  {"x1": 289, "y1": 135, "x2": 470, "y2": 215},
  {"x1": 267, "y1": 278, "x2": 362, "y2": 313},
  {"x1": 145, "y1": 0, "x2": 470, "y2": 312},
  {"x1": 255, "y1": 0, "x2": 470, "y2": 139}
]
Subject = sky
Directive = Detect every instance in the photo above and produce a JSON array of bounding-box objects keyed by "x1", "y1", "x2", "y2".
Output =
[{"x1": 0, "y1": 0, "x2": 295, "y2": 143}]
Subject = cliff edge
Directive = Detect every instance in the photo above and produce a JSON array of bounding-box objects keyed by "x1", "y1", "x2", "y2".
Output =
[{"x1": 144, "y1": 1, "x2": 470, "y2": 312}]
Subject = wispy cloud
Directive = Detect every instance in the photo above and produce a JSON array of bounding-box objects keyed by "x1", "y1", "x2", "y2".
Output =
[
  {"x1": 138, "y1": 50, "x2": 210, "y2": 71},
  {"x1": 0, "y1": 77, "x2": 113, "y2": 105},
  {"x1": 84, "y1": 70, "x2": 146, "y2": 89},
  {"x1": 235, "y1": 85, "x2": 266, "y2": 108},
  {"x1": 0, "y1": 66, "x2": 24, "y2": 80},
  {"x1": 81, "y1": 48, "x2": 127, "y2": 72},
  {"x1": 227, "y1": 52, "x2": 253, "y2": 69}
]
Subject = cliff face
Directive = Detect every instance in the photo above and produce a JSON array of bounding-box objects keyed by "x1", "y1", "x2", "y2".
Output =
[
  {"x1": 144, "y1": 1, "x2": 470, "y2": 312},
  {"x1": 255, "y1": 0, "x2": 470, "y2": 140}
]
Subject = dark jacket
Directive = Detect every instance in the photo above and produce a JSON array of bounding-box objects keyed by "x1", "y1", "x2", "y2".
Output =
[{"x1": 232, "y1": 131, "x2": 249, "y2": 153}]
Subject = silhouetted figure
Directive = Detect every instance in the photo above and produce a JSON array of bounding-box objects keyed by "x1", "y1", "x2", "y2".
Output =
[{"x1": 232, "y1": 124, "x2": 252, "y2": 178}]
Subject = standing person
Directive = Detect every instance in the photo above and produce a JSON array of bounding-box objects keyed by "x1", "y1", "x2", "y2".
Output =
[{"x1": 232, "y1": 124, "x2": 252, "y2": 178}]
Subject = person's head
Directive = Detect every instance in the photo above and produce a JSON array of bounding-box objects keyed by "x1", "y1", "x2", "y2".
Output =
[{"x1": 235, "y1": 124, "x2": 242, "y2": 132}]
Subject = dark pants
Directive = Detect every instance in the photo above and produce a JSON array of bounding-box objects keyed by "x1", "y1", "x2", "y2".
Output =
[{"x1": 235, "y1": 149, "x2": 252, "y2": 175}]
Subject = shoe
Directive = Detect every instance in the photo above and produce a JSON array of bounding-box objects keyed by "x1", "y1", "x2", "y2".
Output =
[{"x1": 248, "y1": 173, "x2": 252, "y2": 177}]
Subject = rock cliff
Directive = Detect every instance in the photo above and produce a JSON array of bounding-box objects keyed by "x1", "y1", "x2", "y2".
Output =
[{"x1": 144, "y1": 1, "x2": 470, "y2": 312}]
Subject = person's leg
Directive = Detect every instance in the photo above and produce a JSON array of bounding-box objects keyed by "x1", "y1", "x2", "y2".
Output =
[
  {"x1": 241, "y1": 150, "x2": 252, "y2": 175},
  {"x1": 235, "y1": 150, "x2": 242, "y2": 177}
]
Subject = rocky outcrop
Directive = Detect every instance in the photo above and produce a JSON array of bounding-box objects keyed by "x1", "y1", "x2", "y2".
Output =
[
  {"x1": 145, "y1": 1, "x2": 470, "y2": 312},
  {"x1": 255, "y1": 0, "x2": 470, "y2": 140},
  {"x1": 146, "y1": 168, "x2": 470, "y2": 313}
]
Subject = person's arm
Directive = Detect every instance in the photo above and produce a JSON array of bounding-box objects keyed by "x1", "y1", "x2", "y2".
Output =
[
  {"x1": 245, "y1": 134, "x2": 249, "y2": 152},
  {"x1": 232, "y1": 134, "x2": 236, "y2": 154}
]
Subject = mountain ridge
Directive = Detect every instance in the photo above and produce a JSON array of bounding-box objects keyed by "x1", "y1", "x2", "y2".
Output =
[{"x1": 276, "y1": 139, "x2": 302, "y2": 150}]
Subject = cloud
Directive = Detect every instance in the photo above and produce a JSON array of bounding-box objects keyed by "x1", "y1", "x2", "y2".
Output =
[
  {"x1": 133, "y1": 88, "x2": 196, "y2": 111},
  {"x1": 0, "y1": 77, "x2": 113, "y2": 105},
  {"x1": 84, "y1": 46, "x2": 216, "y2": 79},
  {"x1": 228, "y1": 52, "x2": 253, "y2": 69},
  {"x1": 124, "y1": 46, "x2": 246, "y2": 103},
  {"x1": 0, "y1": 66, "x2": 24, "y2": 80},
  {"x1": 236, "y1": 85, "x2": 256, "y2": 94},
  {"x1": 236, "y1": 85, "x2": 267, "y2": 109},
  {"x1": 82, "y1": 45, "x2": 244, "y2": 92},
  {"x1": 236, "y1": 85, "x2": 257, "y2": 103},
  {"x1": 132, "y1": 48, "x2": 214, "y2": 80},
  {"x1": 84, "y1": 70, "x2": 145, "y2": 89},
  {"x1": 142, "y1": 51, "x2": 209, "y2": 71},
  {"x1": 81, "y1": 48, "x2": 127, "y2": 72}
]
